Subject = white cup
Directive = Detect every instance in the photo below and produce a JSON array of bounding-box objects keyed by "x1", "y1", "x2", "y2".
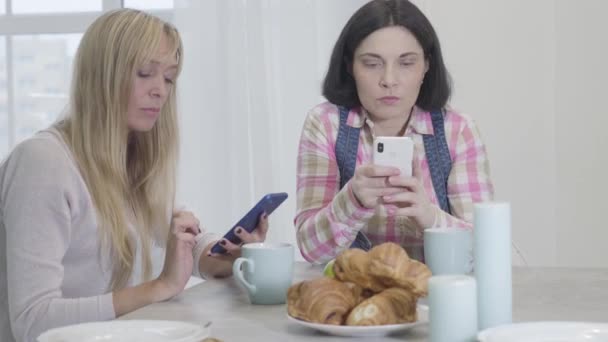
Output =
[
  {"x1": 429, "y1": 275, "x2": 478, "y2": 342},
  {"x1": 424, "y1": 227, "x2": 473, "y2": 275},
  {"x1": 232, "y1": 242, "x2": 294, "y2": 305}
]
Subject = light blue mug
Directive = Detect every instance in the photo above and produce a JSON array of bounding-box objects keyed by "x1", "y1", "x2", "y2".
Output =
[
  {"x1": 424, "y1": 227, "x2": 473, "y2": 275},
  {"x1": 429, "y1": 275, "x2": 478, "y2": 342},
  {"x1": 232, "y1": 242, "x2": 294, "y2": 305}
]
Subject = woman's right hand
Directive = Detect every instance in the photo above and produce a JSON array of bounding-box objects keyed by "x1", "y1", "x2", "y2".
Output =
[
  {"x1": 113, "y1": 210, "x2": 201, "y2": 316},
  {"x1": 156, "y1": 210, "x2": 200, "y2": 300},
  {"x1": 350, "y1": 164, "x2": 403, "y2": 208}
]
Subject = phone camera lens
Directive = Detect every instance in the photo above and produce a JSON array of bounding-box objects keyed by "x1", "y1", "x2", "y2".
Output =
[{"x1": 377, "y1": 142, "x2": 384, "y2": 153}]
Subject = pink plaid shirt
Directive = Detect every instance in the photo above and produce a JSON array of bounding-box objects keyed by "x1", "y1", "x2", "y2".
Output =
[{"x1": 295, "y1": 102, "x2": 494, "y2": 264}]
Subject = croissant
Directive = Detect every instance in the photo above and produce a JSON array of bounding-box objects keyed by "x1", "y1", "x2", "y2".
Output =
[
  {"x1": 333, "y1": 248, "x2": 385, "y2": 292},
  {"x1": 346, "y1": 287, "x2": 418, "y2": 326},
  {"x1": 342, "y1": 281, "x2": 374, "y2": 305},
  {"x1": 287, "y1": 277, "x2": 358, "y2": 325},
  {"x1": 368, "y1": 242, "x2": 432, "y2": 296},
  {"x1": 399, "y1": 259, "x2": 432, "y2": 296}
]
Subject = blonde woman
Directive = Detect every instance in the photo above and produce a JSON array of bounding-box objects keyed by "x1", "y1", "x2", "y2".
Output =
[{"x1": 0, "y1": 9, "x2": 266, "y2": 342}]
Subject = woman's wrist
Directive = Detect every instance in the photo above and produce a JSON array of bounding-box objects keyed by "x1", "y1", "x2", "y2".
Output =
[
  {"x1": 113, "y1": 278, "x2": 177, "y2": 317},
  {"x1": 151, "y1": 276, "x2": 179, "y2": 302}
]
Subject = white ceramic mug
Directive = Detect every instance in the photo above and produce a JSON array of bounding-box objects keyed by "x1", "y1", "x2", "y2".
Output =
[
  {"x1": 429, "y1": 275, "x2": 478, "y2": 342},
  {"x1": 424, "y1": 227, "x2": 473, "y2": 275},
  {"x1": 232, "y1": 242, "x2": 294, "y2": 305}
]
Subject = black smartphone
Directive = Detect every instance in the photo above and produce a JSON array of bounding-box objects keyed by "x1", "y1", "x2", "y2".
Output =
[{"x1": 210, "y1": 192, "x2": 288, "y2": 254}]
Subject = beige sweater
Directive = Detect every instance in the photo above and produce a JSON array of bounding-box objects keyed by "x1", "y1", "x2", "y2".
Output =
[{"x1": 0, "y1": 130, "x2": 215, "y2": 342}]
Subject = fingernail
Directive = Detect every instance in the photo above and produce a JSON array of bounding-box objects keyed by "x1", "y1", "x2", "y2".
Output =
[
  {"x1": 220, "y1": 240, "x2": 226, "y2": 246},
  {"x1": 236, "y1": 228, "x2": 242, "y2": 234},
  {"x1": 263, "y1": 212, "x2": 268, "y2": 219}
]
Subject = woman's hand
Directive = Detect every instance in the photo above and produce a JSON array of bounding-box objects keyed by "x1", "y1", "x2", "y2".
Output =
[
  {"x1": 208, "y1": 212, "x2": 269, "y2": 259},
  {"x1": 381, "y1": 163, "x2": 437, "y2": 229},
  {"x1": 350, "y1": 164, "x2": 404, "y2": 208},
  {"x1": 156, "y1": 210, "x2": 200, "y2": 300}
]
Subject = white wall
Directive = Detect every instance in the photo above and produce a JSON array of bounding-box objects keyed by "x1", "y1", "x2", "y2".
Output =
[
  {"x1": 176, "y1": 1, "x2": 608, "y2": 267},
  {"x1": 554, "y1": 1, "x2": 608, "y2": 267},
  {"x1": 421, "y1": 0, "x2": 608, "y2": 267},
  {"x1": 423, "y1": 0, "x2": 558, "y2": 266}
]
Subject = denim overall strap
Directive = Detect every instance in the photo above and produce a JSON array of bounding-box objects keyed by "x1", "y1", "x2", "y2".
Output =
[
  {"x1": 422, "y1": 110, "x2": 452, "y2": 214},
  {"x1": 335, "y1": 106, "x2": 372, "y2": 251},
  {"x1": 336, "y1": 107, "x2": 359, "y2": 190}
]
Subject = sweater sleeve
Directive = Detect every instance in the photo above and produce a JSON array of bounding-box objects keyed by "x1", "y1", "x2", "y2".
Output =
[{"x1": 1, "y1": 138, "x2": 115, "y2": 342}]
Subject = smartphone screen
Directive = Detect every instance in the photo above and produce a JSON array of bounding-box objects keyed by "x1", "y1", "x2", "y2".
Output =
[{"x1": 210, "y1": 192, "x2": 288, "y2": 254}]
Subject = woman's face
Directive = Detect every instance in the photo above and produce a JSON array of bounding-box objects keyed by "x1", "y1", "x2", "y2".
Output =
[
  {"x1": 352, "y1": 25, "x2": 428, "y2": 121},
  {"x1": 127, "y1": 34, "x2": 178, "y2": 132}
]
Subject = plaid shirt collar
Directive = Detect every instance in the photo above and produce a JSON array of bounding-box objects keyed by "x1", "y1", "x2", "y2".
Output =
[{"x1": 346, "y1": 105, "x2": 435, "y2": 135}]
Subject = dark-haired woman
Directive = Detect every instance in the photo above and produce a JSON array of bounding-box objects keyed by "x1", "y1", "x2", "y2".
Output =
[{"x1": 295, "y1": 0, "x2": 494, "y2": 263}]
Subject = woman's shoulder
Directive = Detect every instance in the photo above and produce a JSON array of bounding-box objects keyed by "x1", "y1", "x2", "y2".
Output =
[
  {"x1": 306, "y1": 101, "x2": 341, "y2": 120},
  {"x1": 304, "y1": 101, "x2": 365, "y2": 129},
  {"x1": 1, "y1": 129, "x2": 76, "y2": 180},
  {"x1": 10, "y1": 129, "x2": 68, "y2": 159},
  {"x1": 443, "y1": 108, "x2": 481, "y2": 132}
]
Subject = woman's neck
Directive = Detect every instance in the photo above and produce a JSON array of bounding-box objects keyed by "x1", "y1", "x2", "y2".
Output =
[{"x1": 369, "y1": 108, "x2": 413, "y2": 137}]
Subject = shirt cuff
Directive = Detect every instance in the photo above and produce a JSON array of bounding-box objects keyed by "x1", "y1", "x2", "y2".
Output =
[
  {"x1": 99, "y1": 292, "x2": 116, "y2": 320},
  {"x1": 329, "y1": 181, "x2": 375, "y2": 246},
  {"x1": 192, "y1": 229, "x2": 220, "y2": 279}
]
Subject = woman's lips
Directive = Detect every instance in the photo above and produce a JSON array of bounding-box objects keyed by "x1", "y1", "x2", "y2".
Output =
[{"x1": 378, "y1": 96, "x2": 400, "y2": 105}]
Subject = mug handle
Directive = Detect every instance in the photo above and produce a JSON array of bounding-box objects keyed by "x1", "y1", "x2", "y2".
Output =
[{"x1": 232, "y1": 257, "x2": 256, "y2": 295}]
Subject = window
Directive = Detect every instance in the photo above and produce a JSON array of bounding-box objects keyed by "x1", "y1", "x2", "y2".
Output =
[
  {"x1": 0, "y1": 0, "x2": 173, "y2": 157},
  {"x1": 124, "y1": 0, "x2": 174, "y2": 11},
  {"x1": 13, "y1": 34, "x2": 80, "y2": 143},
  {"x1": 12, "y1": 1, "x2": 102, "y2": 14}
]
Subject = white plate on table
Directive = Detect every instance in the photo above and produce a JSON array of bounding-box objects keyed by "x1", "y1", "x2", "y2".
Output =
[
  {"x1": 287, "y1": 304, "x2": 428, "y2": 337},
  {"x1": 478, "y1": 322, "x2": 608, "y2": 342},
  {"x1": 37, "y1": 320, "x2": 210, "y2": 342}
]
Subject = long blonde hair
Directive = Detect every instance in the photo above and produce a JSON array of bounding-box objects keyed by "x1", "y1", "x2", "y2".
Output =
[{"x1": 56, "y1": 9, "x2": 183, "y2": 290}]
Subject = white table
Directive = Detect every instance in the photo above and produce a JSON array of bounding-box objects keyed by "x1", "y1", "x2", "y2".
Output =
[{"x1": 121, "y1": 262, "x2": 608, "y2": 341}]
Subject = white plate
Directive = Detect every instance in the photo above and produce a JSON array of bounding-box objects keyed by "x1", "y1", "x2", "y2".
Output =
[
  {"x1": 287, "y1": 304, "x2": 428, "y2": 337},
  {"x1": 478, "y1": 322, "x2": 608, "y2": 342},
  {"x1": 37, "y1": 320, "x2": 210, "y2": 342}
]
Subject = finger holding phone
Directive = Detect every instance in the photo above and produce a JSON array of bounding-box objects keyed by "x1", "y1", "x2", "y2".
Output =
[
  {"x1": 211, "y1": 212, "x2": 269, "y2": 258},
  {"x1": 372, "y1": 136, "x2": 437, "y2": 229},
  {"x1": 350, "y1": 163, "x2": 404, "y2": 208},
  {"x1": 208, "y1": 192, "x2": 287, "y2": 259},
  {"x1": 382, "y1": 160, "x2": 437, "y2": 229}
]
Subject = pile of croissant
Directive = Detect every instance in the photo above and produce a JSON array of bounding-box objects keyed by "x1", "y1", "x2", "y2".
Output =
[{"x1": 287, "y1": 242, "x2": 431, "y2": 326}]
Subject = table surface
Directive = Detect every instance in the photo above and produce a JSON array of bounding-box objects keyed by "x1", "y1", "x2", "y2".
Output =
[{"x1": 121, "y1": 262, "x2": 608, "y2": 341}]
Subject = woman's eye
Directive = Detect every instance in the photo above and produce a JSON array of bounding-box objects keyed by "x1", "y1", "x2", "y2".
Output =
[
  {"x1": 363, "y1": 61, "x2": 381, "y2": 68},
  {"x1": 164, "y1": 78, "x2": 175, "y2": 84},
  {"x1": 137, "y1": 71, "x2": 151, "y2": 77}
]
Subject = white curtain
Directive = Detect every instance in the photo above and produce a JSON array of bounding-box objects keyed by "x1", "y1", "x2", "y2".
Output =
[{"x1": 173, "y1": 0, "x2": 367, "y2": 255}]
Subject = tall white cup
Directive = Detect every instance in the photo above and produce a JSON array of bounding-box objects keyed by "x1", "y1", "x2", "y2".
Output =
[{"x1": 474, "y1": 202, "x2": 512, "y2": 330}]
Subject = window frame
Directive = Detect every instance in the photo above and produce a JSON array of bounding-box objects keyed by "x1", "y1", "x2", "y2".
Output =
[{"x1": 0, "y1": 0, "x2": 172, "y2": 154}]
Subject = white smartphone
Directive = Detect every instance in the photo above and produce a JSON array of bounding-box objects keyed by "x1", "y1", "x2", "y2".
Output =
[{"x1": 373, "y1": 136, "x2": 414, "y2": 177}]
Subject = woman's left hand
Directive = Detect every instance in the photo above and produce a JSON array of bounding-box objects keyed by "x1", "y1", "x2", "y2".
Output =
[
  {"x1": 381, "y1": 163, "x2": 437, "y2": 229},
  {"x1": 209, "y1": 212, "x2": 269, "y2": 259}
]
